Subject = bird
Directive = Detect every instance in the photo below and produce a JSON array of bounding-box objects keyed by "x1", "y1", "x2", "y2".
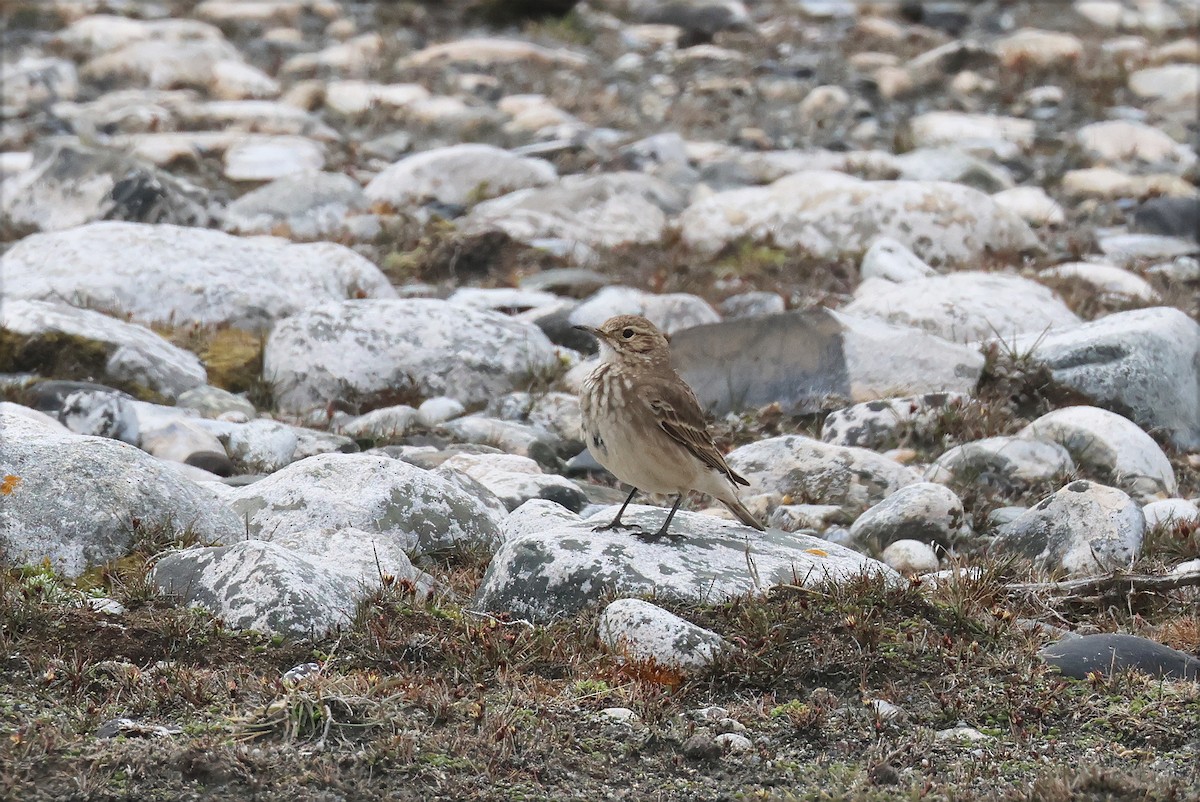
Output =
[{"x1": 574, "y1": 314, "x2": 765, "y2": 541}]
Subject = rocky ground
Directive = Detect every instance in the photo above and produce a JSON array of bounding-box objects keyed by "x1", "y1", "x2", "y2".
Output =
[{"x1": 1, "y1": 0, "x2": 1199, "y2": 799}]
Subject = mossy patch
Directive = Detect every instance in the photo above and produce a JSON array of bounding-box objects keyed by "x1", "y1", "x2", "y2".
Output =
[
  {"x1": 0, "y1": 329, "x2": 163, "y2": 402},
  {"x1": 198, "y1": 328, "x2": 273, "y2": 409}
]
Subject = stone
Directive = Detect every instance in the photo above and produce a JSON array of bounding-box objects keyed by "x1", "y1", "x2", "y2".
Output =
[
  {"x1": 485, "y1": 392, "x2": 582, "y2": 445},
  {"x1": 56, "y1": 387, "x2": 141, "y2": 444},
  {"x1": 0, "y1": 402, "x2": 69, "y2": 432},
  {"x1": 844, "y1": 273, "x2": 1080, "y2": 344},
  {"x1": 175, "y1": 386, "x2": 256, "y2": 419},
  {"x1": 1018, "y1": 406, "x2": 1176, "y2": 501},
  {"x1": 1097, "y1": 231, "x2": 1199, "y2": 263},
  {"x1": 448, "y1": 288, "x2": 560, "y2": 315},
  {"x1": 1038, "y1": 262, "x2": 1160, "y2": 304},
  {"x1": 926, "y1": 437, "x2": 1074, "y2": 489},
  {"x1": 223, "y1": 136, "x2": 324, "y2": 182},
  {"x1": 438, "y1": 452, "x2": 588, "y2": 512},
  {"x1": 907, "y1": 112, "x2": 1035, "y2": 152},
  {"x1": 1005, "y1": 307, "x2": 1200, "y2": 450},
  {"x1": 569, "y1": 287, "x2": 720, "y2": 337},
  {"x1": 678, "y1": 172, "x2": 1039, "y2": 267},
  {"x1": 281, "y1": 33, "x2": 383, "y2": 77},
  {"x1": 0, "y1": 299, "x2": 206, "y2": 400},
  {"x1": 436, "y1": 417, "x2": 564, "y2": 470},
  {"x1": 821, "y1": 393, "x2": 969, "y2": 450},
  {"x1": 1133, "y1": 197, "x2": 1200, "y2": 241},
  {"x1": 223, "y1": 171, "x2": 367, "y2": 237},
  {"x1": 992, "y1": 481, "x2": 1144, "y2": 575},
  {"x1": 263, "y1": 298, "x2": 560, "y2": 414},
  {"x1": 334, "y1": 405, "x2": 418, "y2": 440},
  {"x1": 364, "y1": 144, "x2": 556, "y2": 209},
  {"x1": 323, "y1": 80, "x2": 430, "y2": 116},
  {"x1": 1, "y1": 56, "x2": 79, "y2": 117},
  {"x1": 1128, "y1": 64, "x2": 1200, "y2": 116},
  {"x1": 991, "y1": 187, "x2": 1066, "y2": 227},
  {"x1": 139, "y1": 419, "x2": 233, "y2": 476},
  {"x1": 225, "y1": 453, "x2": 502, "y2": 558},
  {"x1": 0, "y1": 221, "x2": 395, "y2": 330},
  {"x1": 1143, "y1": 499, "x2": 1200, "y2": 529},
  {"x1": 880, "y1": 540, "x2": 940, "y2": 575},
  {"x1": 416, "y1": 397, "x2": 467, "y2": 428},
  {"x1": 767, "y1": 504, "x2": 846, "y2": 532},
  {"x1": 1039, "y1": 633, "x2": 1200, "y2": 680},
  {"x1": 398, "y1": 38, "x2": 589, "y2": 69},
  {"x1": 598, "y1": 598, "x2": 727, "y2": 671},
  {"x1": 994, "y1": 28, "x2": 1084, "y2": 69},
  {"x1": 0, "y1": 412, "x2": 241, "y2": 577},
  {"x1": 198, "y1": 419, "x2": 299, "y2": 473},
  {"x1": 726, "y1": 435, "x2": 921, "y2": 515},
  {"x1": 719, "y1": 292, "x2": 786, "y2": 319},
  {"x1": 849, "y1": 482, "x2": 965, "y2": 551},
  {"x1": 1, "y1": 139, "x2": 213, "y2": 232},
  {"x1": 83, "y1": 37, "x2": 275, "y2": 98},
  {"x1": 893, "y1": 147, "x2": 1015, "y2": 193},
  {"x1": 56, "y1": 15, "x2": 225, "y2": 58},
  {"x1": 670, "y1": 310, "x2": 984, "y2": 416},
  {"x1": 463, "y1": 172, "x2": 687, "y2": 249},
  {"x1": 473, "y1": 501, "x2": 897, "y2": 622},
  {"x1": 1075, "y1": 120, "x2": 1196, "y2": 173},
  {"x1": 154, "y1": 540, "x2": 374, "y2": 638},
  {"x1": 1061, "y1": 168, "x2": 1197, "y2": 201},
  {"x1": 859, "y1": 237, "x2": 937, "y2": 283}
]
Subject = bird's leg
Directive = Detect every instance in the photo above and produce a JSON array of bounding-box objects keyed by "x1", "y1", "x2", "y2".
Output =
[
  {"x1": 594, "y1": 486, "x2": 641, "y2": 532},
  {"x1": 638, "y1": 495, "x2": 685, "y2": 542}
]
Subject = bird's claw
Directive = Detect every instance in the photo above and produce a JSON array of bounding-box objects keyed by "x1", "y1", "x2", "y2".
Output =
[
  {"x1": 635, "y1": 529, "x2": 684, "y2": 544},
  {"x1": 593, "y1": 521, "x2": 642, "y2": 533}
]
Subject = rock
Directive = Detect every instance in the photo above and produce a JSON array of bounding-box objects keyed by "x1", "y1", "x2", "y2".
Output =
[
  {"x1": 1, "y1": 139, "x2": 214, "y2": 232},
  {"x1": 1133, "y1": 197, "x2": 1200, "y2": 241},
  {"x1": 849, "y1": 482, "x2": 965, "y2": 551},
  {"x1": 726, "y1": 434, "x2": 921, "y2": 515},
  {"x1": 994, "y1": 28, "x2": 1083, "y2": 69},
  {"x1": 821, "y1": 393, "x2": 969, "y2": 450},
  {"x1": 992, "y1": 481, "x2": 1144, "y2": 575},
  {"x1": 1, "y1": 56, "x2": 79, "y2": 117},
  {"x1": 0, "y1": 221, "x2": 395, "y2": 330},
  {"x1": 670, "y1": 310, "x2": 984, "y2": 416},
  {"x1": 436, "y1": 417, "x2": 564, "y2": 469},
  {"x1": 926, "y1": 437, "x2": 1074, "y2": 489},
  {"x1": 223, "y1": 136, "x2": 325, "y2": 182},
  {"x1": 223, "y1": 171, "x2": 367, "y2": 237},
  {"x1": 175, "y1": 386, "x2": 256, "y2": 420},
  {"x1": 416, "y1": 397, "x2": 467, "y2": 428},
  {"x1": 1061, "y1": 168, "x2": 1197, "y2": 201},
  {"x1": 893, "y1": 147, "x2": 1015, "y2": 193},
  {"x1": 859, "y1": 237, "x2": 937, "y2": 283},
  {"x1": 323, "y1": 80, "x2": 430, "y2": 116},
  {"x1": 719, "y1": 292, "x2": 786, "y2": 319},
  {"x1": 0, "y1": 299, "x2": 206, "y2": 400},
  {"x1": 96, "y1": 719, "x2": 181, "y2": 739},
  {"x1": 226, "y1": 453, "x2": 502, "y2": 558},
  {"x1": 569, "y1": 287, "x2": 720, "y2": 337},
  {"x1": 681, "y1": 733, "x2": 723, "y2": 762},
  {"x1": 140, "y1": 419, "x2": 233, "y2": 476},
  {"x1": 438, "y1": 452, "x2": 587, "y2": 512},
  {"x1": 448, "y1": 287, "x2": 561, "y2": 315},
  {"x1": 880, "y1": 539, "x2": 940, "y2": 575},
  {"x1": 271, "y1": 525, "x2": 433, "y2": 595},
  {"x1": 678, "y1": 172, "x2": 1039, "y2": 267},
  {"x1": 935, "y1": 724, "x2": 992, "y2": 743},
  {"x1": 1128, "y1": 64, "x2": 1200, "y2": 117},
  {"x1": 462, "y1": 172, "x2": 687, "y2": 249},
  {"x1": 907, "y1": 111, "x2": 1035, "y2": 153},
  {"x1": 598, "y1": 598, "x2": 727, "y2": 671},
  {"x1": 1143, "y1": 499, "x2": 1200, "y2": 529},
  {"x1": 398, "y1": 37, "x2": 589, "y2": 69},
  {"x1": 0, "y1": 412, "x2": 241, "y2": 577},
  {"x1": 199, "y1": 419, "x2": 299, "y2": 473},
  {"x1": 282, "y1": 33, "x2": 383, "y2": 77},
  {"x1": 634, "y1": 0, "x2": 751, "y2": 42},
  {"x1": 0, "y1": 402, "x2": 69, "y2": 432},
  {"x1": 154, "y1": 540, "x2": 376, "y2": 638},
  {"x1": 767, "y1": 504, "x2": 846, "y2": 532},
  {"x1": 1039, "y1": 633, "x2": 1200, "y2": 680},
  {"x1": 485, "y1": 392, "x2": 582, "y2": 444},
  {"x1": 54, "y1": 386, "x2": 141, "y2": 444},
  {"x1": 714, "y1": 733, "x2": 754, "y2": 754},
  {"x1": 57, "y1": 15, "x2": 226, "y2": 59},
  {"x1": 1006, "y1": 307, "x2": 1200, "y2": 450},
  {"x1": 844, "y1": 273, "x2": 1080, "y2": 344},
  {"x1": 1075, "y1": 120, "x2": 1196, "y2": 173},
  {"x1": 473, "y1": 501, "x2": 897, "y2": 621},
  {"x1": 364, "y1": 144, "x2": 556, "y2": 209},
  {"x1": 1038, "y1": 262, "x2": 1160, "y2": 304},
  {"x1": 1018, "y1": 406, "x2": 1176, "y2": 501},
  {"x1": 263, "y1": 298, "x2": 560, "y2": 414},
  {"x1": 334, "y1": 405, "x2": 417, "y2": 440},
  {"x1": 991, "y1": 187, "x2": 1066, "y2": 227},
  {"x1": 83, "y1": 36, "x2": 276, "y2": 98},
  {"x1": 1096, "y1": 231, "x2": 1199, "y2": 263}
]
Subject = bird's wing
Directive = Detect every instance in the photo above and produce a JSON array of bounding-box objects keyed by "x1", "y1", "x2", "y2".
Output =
[{"x1": 645, "y1": 373, "x2": 750, "y2": 487}]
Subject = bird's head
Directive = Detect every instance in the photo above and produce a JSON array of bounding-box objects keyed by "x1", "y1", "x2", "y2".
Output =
[{"x1": 574, "y1": 314, "x2": 670, "y2": 364}]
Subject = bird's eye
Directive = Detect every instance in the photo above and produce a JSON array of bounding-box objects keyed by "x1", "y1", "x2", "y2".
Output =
[{"x1": 622, "y1": 328, "x2": 634, "y2": 339}]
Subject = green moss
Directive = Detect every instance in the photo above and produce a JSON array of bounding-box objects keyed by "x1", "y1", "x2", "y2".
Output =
[{"x1": 0, "y1": 329, "x2": 163, "y2": 401}]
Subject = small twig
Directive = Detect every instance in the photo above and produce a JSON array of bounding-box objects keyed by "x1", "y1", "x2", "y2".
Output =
[
  {"x1": 464, "y1": 610, "x2": 536, "y2": 629},
  {"x1": 1005, "y1": 570, "x2": 1200, "y2": 598}
]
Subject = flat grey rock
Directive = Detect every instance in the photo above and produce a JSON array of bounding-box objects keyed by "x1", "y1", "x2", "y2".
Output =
[
  {"x1": 0, "y1": 221, "x2": 395, "y2": 330},
  {"x1": 364, "y1": 143, "x2": 556, "y2": 208},
  {"x1": 226, "y1": 452, "x2": 503, "y2": 558},
  {"x1": 473, "y1": 500, "x2": 897, "y2": 622},
  {"x1": 0, "y1": 412, "x2": 241, "y2": 577},
  {"x1": 264, "y1": 298, "x2": 560, "y2": 414},
  {"x1": 1040, "y1": 633, "x2": 1200, "y2": 681},
  {"x1": 223, "y1": 170, "x2": 367, "y2": 237},
  {"x1": 671, "y1": 310, "x2": 982, "y2": 416}
]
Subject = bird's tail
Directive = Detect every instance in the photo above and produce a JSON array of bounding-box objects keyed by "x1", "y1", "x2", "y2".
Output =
[{"x1": 722, "y1": 496, "x2": 765, "y2": 531}]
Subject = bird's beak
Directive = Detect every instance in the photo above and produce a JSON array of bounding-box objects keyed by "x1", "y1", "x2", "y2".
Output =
[{"x1": 573, "y1": 324, "x2": 601, "y2": 339}]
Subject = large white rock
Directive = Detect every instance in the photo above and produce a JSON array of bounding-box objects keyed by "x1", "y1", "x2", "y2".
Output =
[
  {"x1": 1005, "y1": 307, "x2": 1200, "y2": 450},
  {"x1": 726, "y1": 434, "x2": 921, "y2": 514},
  {"x1": 225, "y1": 453, "x2": 503, "y2": 558},
  {"x1": 263, "y1": 298, "x2": 561, "y2": 414},
  {"x1": 599, "y1": 598, "x2": 727, "y2": 671},
  {"x1": 844, "y1": 272, "x2": 1080, "y2": 344},
  {"x1": 926, "y1": 437, "x2": 1075, "y2": 487},
  {"x1": 993, "y1": 481, "x2": 1144, "y2": 576},
  {"x1": 1076, "y1": 120, "x2": 1197, "y2": 173},
  {"x1": 678, "y1": 172, "x2": 1039, "y2": 267},
  {"x1": 462, "y1": 172, "x2": 687, "y2": 249},
  {"x1": 473, "y1": 501, "x2": 897, "y2": 622},
  {"x1": 363, "y1": 144, "x2": 556, "y2": 209},
  {"x1": 0, "y1": 221, "x2": 395, "y2": 330},
  {"x1": 568, "y1": 287, "x2": 720, "y2": 336},
  {"x1": 1018, "y1": 406, "x2": 1177, "y2": 501},
  {"x1": 1, "y1": 299, "x2": 206, "y2": 400},
  {"x1": 0, "y1": 412, "x2": 242, "y2": 577}
]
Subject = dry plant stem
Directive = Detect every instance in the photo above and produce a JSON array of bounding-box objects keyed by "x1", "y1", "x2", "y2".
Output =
[{"x1": 1006, "y1": 570, "x2": 1200, "y2": 600}]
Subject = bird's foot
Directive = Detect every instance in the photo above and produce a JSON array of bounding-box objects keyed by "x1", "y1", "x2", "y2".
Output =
[
  {"x1": 593, "y1": 521, "x2": 641, "y2": 533},
  {"x1": 635, "y1": 528, "x2": 685, "y2": 544}
]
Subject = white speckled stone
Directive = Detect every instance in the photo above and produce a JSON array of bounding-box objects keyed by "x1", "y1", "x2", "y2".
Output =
[{"x1": 599, "y1": 598, "x2": 727, "y2": 671}]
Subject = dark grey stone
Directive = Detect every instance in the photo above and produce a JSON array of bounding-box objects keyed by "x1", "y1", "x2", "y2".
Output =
[{"x1": 1040, "y1": 633, "x2": 1200, "y2": 681}]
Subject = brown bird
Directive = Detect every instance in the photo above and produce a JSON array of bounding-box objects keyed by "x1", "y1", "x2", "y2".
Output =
[{"x1": 575, "y1": 314, "x2": 765, "y2": 541}]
